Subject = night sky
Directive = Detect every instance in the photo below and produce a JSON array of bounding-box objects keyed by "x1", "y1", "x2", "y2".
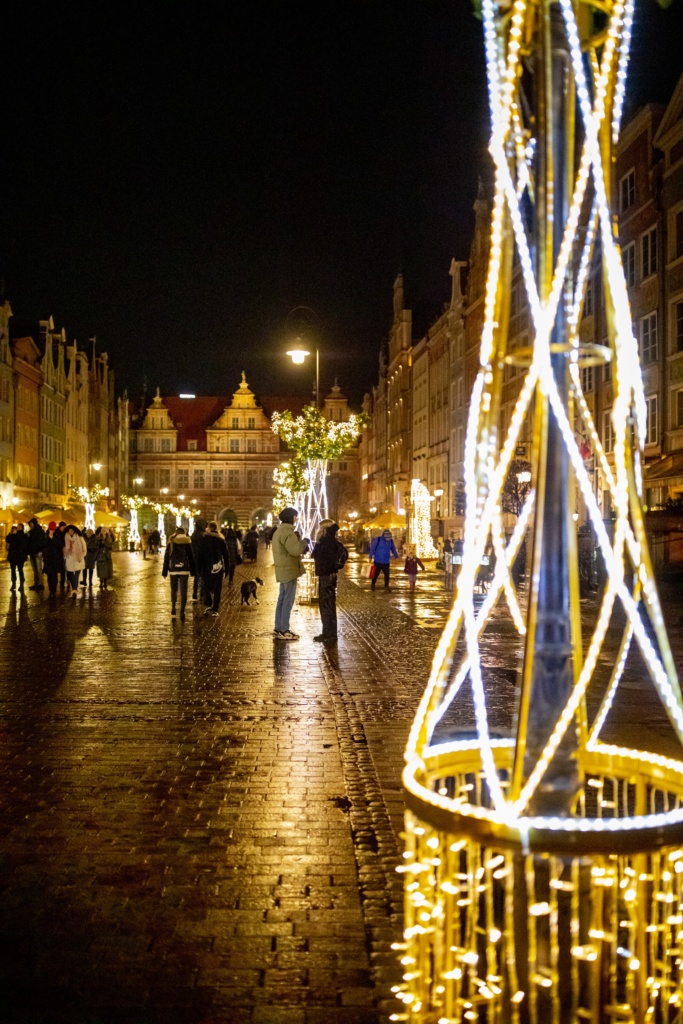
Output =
[{"x1": 1, "y1": 3, "x2": 682, "y2": 409}]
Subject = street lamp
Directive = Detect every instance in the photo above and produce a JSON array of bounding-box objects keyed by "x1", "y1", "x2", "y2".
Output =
[
  {"x1": 287, "y1": 338, "x2": 320, "y2": 409},
  {"x1": 134, "y1": 476, "x2": 143, "y2": 495},
  {"x1": 434, "y1": 487, "x2": 444, "y2": 518}
]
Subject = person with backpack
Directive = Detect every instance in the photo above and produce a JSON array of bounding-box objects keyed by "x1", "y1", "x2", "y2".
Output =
[
  {"x1": 197, "y1": 521, "x2": 228, "y2": 616},
  {"x1": 161, "y1": 527, "x2": 196, "y2": 621},
  {"x1": 311, "y1": 519, "x2": 348, "y2": 643},
  {"x1": 368, "y1": 529, "x2": 399, "y2": 591},
  {"x1": 27, "y1": 517, "x2": 47, "y2": 591},
  {"x1": 190, "y1": 517, "x2": 207, "y2": 602}
]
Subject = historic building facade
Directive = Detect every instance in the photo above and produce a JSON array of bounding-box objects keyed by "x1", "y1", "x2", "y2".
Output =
[
  {"x1": 0, "y1": 302, "x2": 14, "y2": 511},
  {"x1": 129, "y1": 375, "x2": 358, "y2": 528}
]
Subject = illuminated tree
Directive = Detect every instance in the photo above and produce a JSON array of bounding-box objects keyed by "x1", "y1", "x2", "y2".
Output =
[
  {"x1": 70, "y1": 484, "x2": 109, "y2": 531},
  {"x1": 121, "y1": 494, "x2": 148, "y2": 546},
  {"x1": 271, "y1": 406, "x2": 366, "y2": 537}
]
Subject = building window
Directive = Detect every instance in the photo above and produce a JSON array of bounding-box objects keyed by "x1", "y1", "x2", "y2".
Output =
[
  {"x1": 641, "y1": 227, "x2": 657, "y2": 279},
  {"x1": 645, "y1": 395, "x2": 658, "y2": 445},
  {"x1": 580, "y1": 365, "x2": 593, "y2": 393},
  {"x1": 177, "y1": 469, "x2": 189, "y2": 488},
  {"x1": 187, "y1": 440, "x2": 198, "y2": 451},
  {"x1": 247, "y1": 417, "x2": 255, "y2": 429},
  {"x1": 603, "y1": 411, "x2": 614, "y2": 454},
  {"x1": 338, "y1": 461, "x2": 348, "y2": 472},
  {"x1": 160, "y1": 438, "x2": 171, "y2": 452},
  {"x1": 672, "y1": 208, "x2": 683, "y2": 261},
  {"x1": 675, "y1": 300, "x2": 683, "y2": 353},
  {"x1": 640, "y1": 312, "x2": 658, "y2": 364},
  {"x1": 619, "y1": 168, "x2": 635, "y2": 213},
  {"x1": 622, "y1": 242, "x2": 636, "y2": 289},
  {"x1": 584, "y1": 278, "x2": 593, "y2": 316},
  {"x1": 228, "y1": 469, "x2": 239, "y2": 488},
  {"x1": 193, "y1": 469, "x2": 205, "y2": 489},
  {"x1": 230, "y1": 439, "x2": 239, "y2": 453},
  {"x1": 159, "y1": 469, "x2": 171, "y2": 488},
  {"x1": 212, "y1": 469, "x2": 224, "y2": 489},
  {"x1": 246, "y1": 439, "x2": 256, "y2": 453},
  {"x1": 232, "y1": 417, "x2": 239, "y2": 429},
  {"x1": 143, "y1": 437, "x2": 153, "y2": 452},
  {"x1": 247, "y1": 470, "x2": 258, "y2": 490},
  {"x1": 143, "y1": 469, "x2": 156, "y2": 489},
  {"x1": 676, "y1": 390, "x2": 683, "y2": 430}
]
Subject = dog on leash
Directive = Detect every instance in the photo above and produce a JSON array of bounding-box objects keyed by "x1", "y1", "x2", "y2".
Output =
[{"x1": 240, "y1": 577, "x2": 264, "y2": 606}]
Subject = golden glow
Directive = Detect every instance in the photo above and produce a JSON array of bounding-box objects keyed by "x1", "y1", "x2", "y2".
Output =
[{"x1": 398, "y1": 1, "x2": 683, "y2": 1020}]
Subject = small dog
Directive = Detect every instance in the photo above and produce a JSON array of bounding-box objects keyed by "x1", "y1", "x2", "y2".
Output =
[{"x1": 240, "y1": 577, "x2": 264, "y2": 606}]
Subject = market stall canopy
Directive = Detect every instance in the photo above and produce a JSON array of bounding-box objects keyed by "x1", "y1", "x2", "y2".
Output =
[
  {"x1": 363, "y1": 511, "x2": 407, "y2": 530},
  {"x1": 0, "y1": 507, "x2": 34, "y2": 524},
  {"x1": 94, "y1": 511, "x2": 129, "y2": 528},
  {"x1": 33, "y1": 507, "x2": 69, "y2": 523}
]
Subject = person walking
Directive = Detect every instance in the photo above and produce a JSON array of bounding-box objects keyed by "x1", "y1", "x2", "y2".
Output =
[
  {"x1": 311, "y1": 519, "x2": 348, "y2": 643},
  {"x1": 140, "y1": 529, "x2": 150, "y2": 560},
  {"x1": 197, "y1": 521, "x2": 228, "y2": 616},
  {"x1": 368, "y1": 529, "x2": 399, "y2": 591},
  {"x1": 223, "y1": 526, "x2": 241, "y2": 585},
  {"x1": 82, "y1": 529, "x2": 98, "y2": 588},
  {"x1": 148, "y1": 528, "x2": 161, "y2": 555},
  {"x1": 63, "y1": 525, "x2": 87, "y2": 597},
  {"x1": 190, "y1": 518, "x2": 207, "y2": 602},
  {"x1": 271, "y1": 507, "x2": 308, "y2": 640},
  {"x1": 95, "y1": 528, "x2": 114, "y2": 590},
  {"x1": 404, "y1": 547, "x2": 426, "y2": 593},
  {"x1": 162, "y1": 527, "x2": 196, "y2": 620},
  {"x1": 27, "y1": 518, "x2": 47, "y2": 591},
  {"x1": 6, "y1": 523, "x2": 29, "y2": 592},
  {"x1": 56, "y1": 522, "x2": 68, "y2": 590},
  {"x1": 43, "y1": 522, "x2": 65, "y2": 597}
]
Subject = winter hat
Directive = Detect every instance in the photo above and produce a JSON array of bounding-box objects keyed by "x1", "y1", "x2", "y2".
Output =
[
  {"x1": 29, "y1": 517, "x2": 38, "y2": 528},
  {"x1": 279, "y1": 507, "x2": 298, "y2": 525},
  {"x1": 48, "y1": 521, "x2": 57, "y2": 531}
]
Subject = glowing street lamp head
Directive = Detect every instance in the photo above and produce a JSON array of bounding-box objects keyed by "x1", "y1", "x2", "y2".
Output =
[
  {"x1": 161, "y1": 487, "x2": 169, "y2": 495},
  {"x1": 177, "y1": 493, "x2": 185, "y2": 501},
  {"x1": 287, "y1": 347, "x2": 311, "y2": 366},
  {"x1": 434, "y1": 488, "x2": 444, "y2": 497},
  {"x1": 92, "y1": 462, "x2": 102, "y2": 472},
  {"x1": 134, "y1": 477, "x2": 143, "y2": 485}
]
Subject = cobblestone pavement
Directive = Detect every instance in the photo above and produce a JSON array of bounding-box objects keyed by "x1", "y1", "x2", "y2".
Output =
[{"x1": 0, "y1": 550, "x2": 682, "y2": 1024}]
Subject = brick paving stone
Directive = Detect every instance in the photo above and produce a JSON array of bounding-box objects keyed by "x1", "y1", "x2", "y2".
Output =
[{"x1": 0, "y1": 551, "x2": 681, "y2": 1023}]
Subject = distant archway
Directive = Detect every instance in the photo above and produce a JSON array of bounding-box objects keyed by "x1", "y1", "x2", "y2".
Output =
[
  {"x1": 218, "y1": 508, "x2": 238, "y2": 528},
  {"x1": 251, "y1": 507, "x2": 269, "y2": 527}
]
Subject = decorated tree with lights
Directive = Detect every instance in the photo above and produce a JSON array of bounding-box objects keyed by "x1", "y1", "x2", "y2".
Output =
[
  {"x1": 70, "y1": 484, "x2": 110, "y2": 531},
  {"x1": 409, "y1": 479, "x2": 439, "y2": 559},
  {"x1": 271, "y1": 406, "x2": 366, "y2": 538},
  {"x1": 272, "y1": 461, "x2": 308, "y2": 522},
  {"x1": 400, "y1": 3, "x2": 683, "y2": 1022},
  {"x1": 121, "y1": 494, "x2": 149, "y2": 546}
]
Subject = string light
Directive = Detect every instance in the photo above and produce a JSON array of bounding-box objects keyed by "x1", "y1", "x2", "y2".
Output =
[{"x1": 400, "y1": 2, "x2": 683, "y2": 1020}]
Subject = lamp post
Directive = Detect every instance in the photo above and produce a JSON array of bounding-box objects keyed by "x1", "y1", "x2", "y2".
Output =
[
  {"x1": 134, "y1": 476, "x2": 143, "y2": 494},
  {"x1": 286, "y1": 340, "x2": 319, "y2": 410}
]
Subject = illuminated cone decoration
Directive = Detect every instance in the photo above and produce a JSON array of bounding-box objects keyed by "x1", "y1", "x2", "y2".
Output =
[{"x1": 399, "y1": 2, "x2": 683, "y2": 1022}]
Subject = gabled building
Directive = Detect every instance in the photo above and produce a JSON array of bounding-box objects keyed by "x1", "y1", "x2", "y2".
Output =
[
  {"x1": 10, "y1": 335, "x2": 42, "y2": 508},
  {"x1": 0, "y1": 301, "x2": 14, "y2": 511},
  {"x1": 38, "y1": 318, "x2": 67, "y2": 503}
]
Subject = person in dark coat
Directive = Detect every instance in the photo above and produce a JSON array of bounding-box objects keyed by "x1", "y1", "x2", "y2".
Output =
[
  {"x1": 243, "y1": 527, "x2": 258, "y2": 562},
  {"x1": 162, "y1": 528, "x2": 196, "y2": 621},
  {"x1": 223, "y1": 527, "x2": 241, "y2": 585},
  {"x1": 197, "y1": 521, "x2": 228, "y2": 615},
  {"x1": 82, "y1": 529, "x2": 98, "y2": 588},
  {"x1": 148, "y1": 528, "x2": 161, "y2": 554},
  {"x1": 6, "y1": 524, "x2": 30, "y2": 591},
  {"x1": 56, "y1": 522, "x2": 67, "y2": 590},
  {"x1": 94, "y1": 528, "x2": 114, "y2": 589},
  {"x1": 311, "y1": 520, "x2": 348, "y2": 643},
  {"x1": 42, "y1": 523, "x2": 66, "y2": 597},
  {"x1": 190, "y1": 518, "x2": 207, "y2": 602},
  {"x1": 27, "y1": 517, "x2": 47, "y2": 591}
]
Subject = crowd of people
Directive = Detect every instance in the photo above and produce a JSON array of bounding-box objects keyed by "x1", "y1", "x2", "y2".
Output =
[
  {"x1": 5, "y1": 518, "x2": 115, "y2": 596},
  {"x1": 160, "y1": 518, "x2": 247, "y2": 621}
]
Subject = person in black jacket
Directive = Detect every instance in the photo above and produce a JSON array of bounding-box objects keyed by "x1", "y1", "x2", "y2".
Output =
[
  {"x1": 197, "y1": 521, "x2": 228, "y2": 616},
  {"x1": 311, "y1": 520, "x2": 348, "y2": 643},
  {"x1": 27, "y1": 517, "x2": 47, "y2": 591},
  {"x1": 6, "y1": 523, "x2": 30, "y2": 591},
  {"x1": 161, "y1": 528, "x2": 196, "y2": 621},
  {"x1": 42, "y1": 522, "x2": 66, "y2": 597},
  {"x1": 223, "y1": 527, "x2": 241, "y2": 585},
  {"x1": 190, "y1": 518, "x2": 207, "y2": 602}
]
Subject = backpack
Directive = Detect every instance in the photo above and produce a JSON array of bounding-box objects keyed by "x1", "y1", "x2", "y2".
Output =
[
  {"x1": 169, "y1": 544, "x2": 190, "y2": 572},
  {"x1": 335, "y1": 542, "x2": 349, "y2": 571},
  {"x1": 211, "y1": 558, "x2": 223, "y2": 575}
]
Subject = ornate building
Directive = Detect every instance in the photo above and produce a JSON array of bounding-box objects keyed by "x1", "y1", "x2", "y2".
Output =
[{"x1": 129, "y1": 374, "x2": 358, "y2": 528}]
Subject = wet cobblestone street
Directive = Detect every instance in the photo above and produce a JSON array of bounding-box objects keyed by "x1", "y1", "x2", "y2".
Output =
[{"x1": 0, "y1": 549, "x2": 682, "y2": 1024}]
